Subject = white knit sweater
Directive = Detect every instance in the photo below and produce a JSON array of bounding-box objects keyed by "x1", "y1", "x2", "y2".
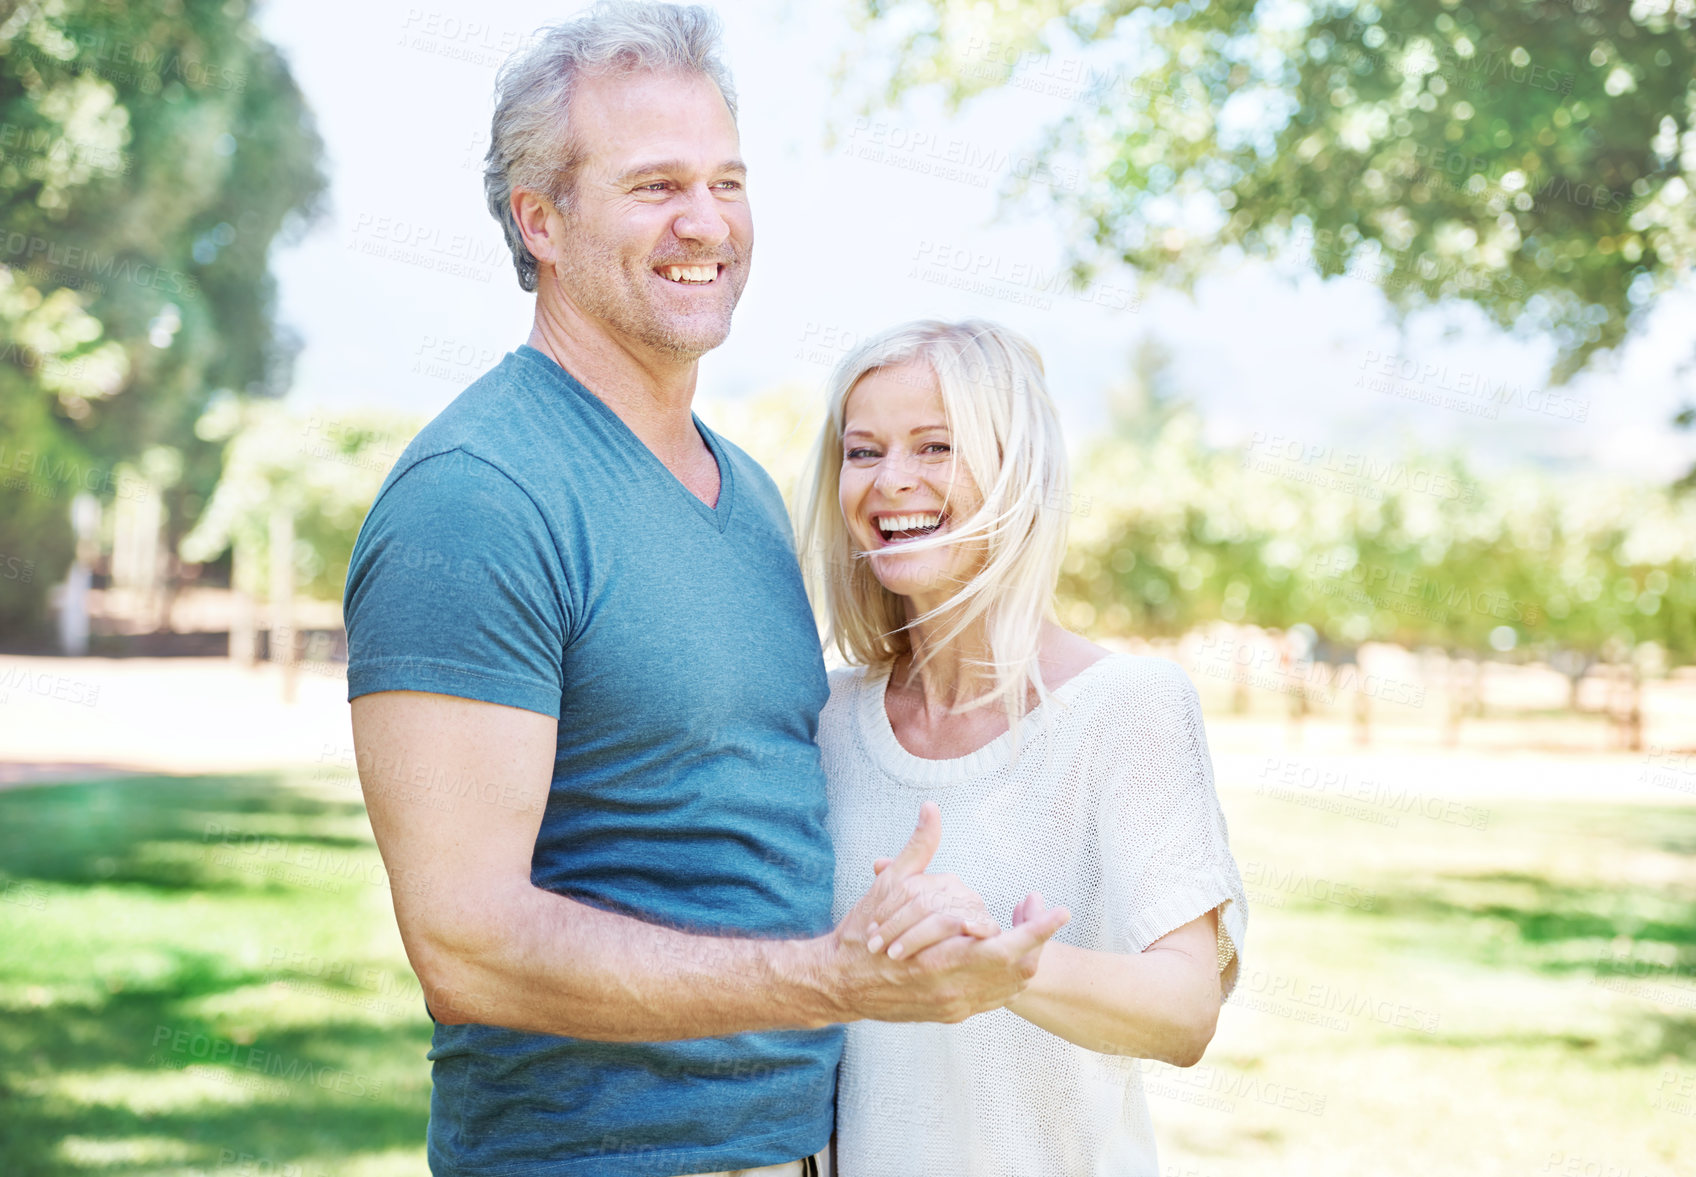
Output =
[{"x1": 822, "y1": 653, "x2": 1247, "y2": 1177}]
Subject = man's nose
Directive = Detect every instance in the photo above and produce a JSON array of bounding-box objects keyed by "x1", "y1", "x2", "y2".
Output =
[{"x1": 671, "y1": 184, "x2": 730, "y2": 250}]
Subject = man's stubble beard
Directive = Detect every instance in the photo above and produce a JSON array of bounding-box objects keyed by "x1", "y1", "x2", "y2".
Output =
[{"x1": 559, "y1": 228, "x2": 750, "y2": 361}]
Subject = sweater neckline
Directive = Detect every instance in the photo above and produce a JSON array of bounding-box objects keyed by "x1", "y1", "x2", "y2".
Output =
[{"x1": 854, "y1": 654, "x2": 1124, "y2": 786}]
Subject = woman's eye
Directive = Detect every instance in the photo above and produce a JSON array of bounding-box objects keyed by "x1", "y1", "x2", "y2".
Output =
[
  {"x1": 922, "y1": 442, "x2": 952, "y2": 455},
  {"x1": 845, "y1": 448, "x2": 877, "y2": 460}
]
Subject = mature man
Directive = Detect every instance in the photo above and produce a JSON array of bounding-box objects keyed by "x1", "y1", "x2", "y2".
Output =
[{"x1": 342, "y1": 4, "x2": 1068, "y2": 1175}]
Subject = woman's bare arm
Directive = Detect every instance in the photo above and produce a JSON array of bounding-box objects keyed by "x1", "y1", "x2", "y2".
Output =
[
  {"x1": 1004, "y1": 905, "x2": 1226, "y2": 1066},
  {"x1": 352, "y1": 690, "x2": 1070, "y2": 1038}
]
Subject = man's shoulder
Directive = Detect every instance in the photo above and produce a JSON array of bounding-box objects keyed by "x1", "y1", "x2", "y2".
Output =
[{"x1": 381, "y1": 351, "x2": 566, "y2": 498}]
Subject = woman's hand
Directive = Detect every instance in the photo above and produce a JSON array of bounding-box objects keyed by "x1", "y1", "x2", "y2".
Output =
[
  {"x1": 825, "y1": 802, "x2": 1071, "y2": 1024},
  {"x1": 866, "y1": 856, "x2": 1000, "y2": 960}
]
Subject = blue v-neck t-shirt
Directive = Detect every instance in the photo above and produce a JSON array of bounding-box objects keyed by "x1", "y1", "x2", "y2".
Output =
[{"x1": 343, "y1": 345, "x2": 840, "y2": 1176}]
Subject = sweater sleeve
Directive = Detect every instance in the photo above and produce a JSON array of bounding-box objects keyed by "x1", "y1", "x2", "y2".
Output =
[{"x1": 1094, "y1": 659, "x2": 1248, "y2": 994}]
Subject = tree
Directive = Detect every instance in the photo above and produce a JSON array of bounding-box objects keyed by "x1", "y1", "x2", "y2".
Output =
[
  {"x1": 0, "y1": 0, "x2": 326, "y2": 641},
  {"x1": 838, "y1": 0, "x2": 1696, "y2": 380},
  {"x1": 180, "y1": 402, "x2": 420, "y2": 605}
]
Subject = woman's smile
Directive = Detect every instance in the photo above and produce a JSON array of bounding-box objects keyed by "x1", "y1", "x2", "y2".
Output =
[{"x1": 871, "y1": 510, "x2": 948, "y2": 545}]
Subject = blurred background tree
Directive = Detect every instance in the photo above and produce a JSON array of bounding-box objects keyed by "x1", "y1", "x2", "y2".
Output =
[
  {"x1": 1055, "y1": 347, "x2": 1696, "y2": 741},
  {"x1": 0, "y1": 0, "x2": 325, "y2": 641},
  {"x1": 834, "y1": 0, "x2": 1696, "y2": 723},
  {"x1": 838, "y1": 0, "x2": 1696, "y2": 382},
  {"x1": 180, "y1": 401, "x2": 420, "y2": 605}
]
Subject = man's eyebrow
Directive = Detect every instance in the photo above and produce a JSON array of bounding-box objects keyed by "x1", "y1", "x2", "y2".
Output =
[{"x1": 615, "y1": 158, "x2": 747, "y2": 183}]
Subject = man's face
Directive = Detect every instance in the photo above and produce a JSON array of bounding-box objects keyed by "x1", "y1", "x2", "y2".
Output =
[{"x1": 548, "y1": 68, "x2": 751, "y2": 360}]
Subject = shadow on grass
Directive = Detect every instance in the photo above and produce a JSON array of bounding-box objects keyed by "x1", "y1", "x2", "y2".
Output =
[
  {"x1": 1338, "y1": 798, "x2": 1696, "y2": 981},
  {"x1": 0, "y1": 774, "x2": 372, "y2": 892},
  {"x1": 1406, "y1": 1011, "x2": 1696, "y2": 1068},
  {"x1": 1358, "y1": 870, "x2": 1696, "y2": 972},
  {"x1": 0, "y1": 774, "x2": 430, "y2": 1177},
  {"x1": 0, "y1": 980, "x2": 431, "y2": 1176}
]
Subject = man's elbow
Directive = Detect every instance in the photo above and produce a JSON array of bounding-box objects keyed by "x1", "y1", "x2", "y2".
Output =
[{"x1": 408, "y1": 922, "x2": 503, "y2": 1027}]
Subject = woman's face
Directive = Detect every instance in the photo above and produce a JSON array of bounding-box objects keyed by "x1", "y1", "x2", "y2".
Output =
[{"x1": 838, "y1": 361, "x2": 985, "y2": 611}]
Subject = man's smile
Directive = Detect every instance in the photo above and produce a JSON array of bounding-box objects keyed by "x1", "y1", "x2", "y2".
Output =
[{"x1": 657, "y1": 262, "x2": 726, "y2": 284}]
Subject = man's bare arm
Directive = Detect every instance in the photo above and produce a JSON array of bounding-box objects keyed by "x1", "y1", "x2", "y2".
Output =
[{"x1": 352, "y1": 690, "x2": 1068, "y2": 1039}]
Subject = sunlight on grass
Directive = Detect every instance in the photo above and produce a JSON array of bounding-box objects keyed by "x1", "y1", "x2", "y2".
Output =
[
  {"x1": 57, "y1": 1135, "x2": 196, "y2": 1165},
  {"x1": 22, "y1": 1065, "x2": 282, "y2": 1114},
  {"x1": 1154, "y1": 784, "x2": 1696, "y2": 1175},
  {"x1": 0, "y1": 769, "x2": 1691, "y2": 1175},
  {"x1": 0, "y1": 773, "x2": 433, "y2": 1176}
]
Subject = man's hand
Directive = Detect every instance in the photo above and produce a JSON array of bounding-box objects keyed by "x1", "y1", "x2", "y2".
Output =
[
  {"x1": 353, "y1": 691, "x2": 1063, "y2": 1039},
  {"x1": 821, "y1": 801, "x2": 1070, "y2": 1024}
]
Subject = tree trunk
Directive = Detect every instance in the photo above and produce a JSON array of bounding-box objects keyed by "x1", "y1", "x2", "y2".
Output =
[
  {"x1": 230, "y1": 538, "x2": 259, "y2": 667},
  {"x1": 1444, "y1": 652, "x2": 1465, "y2": 747},
  {"x1": 1627, "y1": 664, "x2": 1643, "y2": 752},
  {"x1": 58, "y1": 494, "x2": 101, "y2": 655},
  {"x1": 269, "y1": 509, "x2": 297, "y2": 704},
  {"x1": 1354, "y1": 681, "x2": 1371, "y2": 746}
]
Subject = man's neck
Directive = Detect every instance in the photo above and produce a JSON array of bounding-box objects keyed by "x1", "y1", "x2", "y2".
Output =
[
  {"x1": 527, "y1": 290, "x2": 701, "y2": 459},
  {"x1": 526, "y1": 285, "x2": 720, "y2": 508}
]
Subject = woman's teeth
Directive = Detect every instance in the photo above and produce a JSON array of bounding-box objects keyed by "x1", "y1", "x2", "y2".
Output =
[
  {"x1": 662, "y1": 264, "x2": 717, "y2": 283},
  {"x1": 878, "y1": 513, "x2": 943, "y2": 542}
]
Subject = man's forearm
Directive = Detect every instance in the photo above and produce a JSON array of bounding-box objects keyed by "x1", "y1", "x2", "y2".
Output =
[{"x1": 417, "y1": 881, "x2": 849, "y2": 1039}]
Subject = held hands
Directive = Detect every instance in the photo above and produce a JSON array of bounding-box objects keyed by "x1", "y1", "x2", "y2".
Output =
[
  {"x1": 865, "y1": 852, "x2": 996, "y2": 959},
  {"x1": 827, "y1": 801, "x2": 1069, "y2": 1024}
]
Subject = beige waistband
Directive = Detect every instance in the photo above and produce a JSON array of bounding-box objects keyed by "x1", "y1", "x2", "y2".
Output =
[{"x1": 679, "y1": 1145, "x2": 830, "y2": 1177}]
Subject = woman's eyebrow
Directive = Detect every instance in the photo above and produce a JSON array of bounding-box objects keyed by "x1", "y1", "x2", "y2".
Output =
[{"x1": 843, "y1": 424, "x2": 948, "y2": 439}]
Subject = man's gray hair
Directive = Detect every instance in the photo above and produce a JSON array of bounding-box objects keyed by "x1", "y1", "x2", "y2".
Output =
[{"x1": 484, "y1": 2, "x2": 738, "y2": 292}]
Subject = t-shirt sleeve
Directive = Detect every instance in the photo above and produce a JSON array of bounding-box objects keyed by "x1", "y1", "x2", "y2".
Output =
[
  {"x1": 343, "y1": 448, "x2": 569, "y2": 718},
  {"x1": 1095, "y1": 660, "x2": 1247, "y2": 993}
]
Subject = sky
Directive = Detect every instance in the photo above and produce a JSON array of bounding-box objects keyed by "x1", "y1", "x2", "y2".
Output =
[{"x1": 254, "y1": 0, "x2": 1696, "y2": 483}]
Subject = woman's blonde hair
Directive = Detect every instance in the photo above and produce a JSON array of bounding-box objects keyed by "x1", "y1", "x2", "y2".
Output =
[{"x1": 794, "y1": 319, "x2": 1071, "y2": 735}]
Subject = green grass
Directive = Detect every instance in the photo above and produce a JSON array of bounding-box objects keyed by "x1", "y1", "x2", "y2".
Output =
[
  {"x1": 0, "y1": 774, "x2": 432, "y2": 1177},
  {"x1": 1, "y1": 772, "x2": 1692, "y2": 1175},
  {"x1": 1165, "y1": 790, "x2": 1696, "y2": 1176}
]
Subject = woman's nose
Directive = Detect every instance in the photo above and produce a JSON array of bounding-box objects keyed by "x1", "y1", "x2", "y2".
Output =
[{"x1": 873, "y1": 452, "x2": 919, "y2": 494}]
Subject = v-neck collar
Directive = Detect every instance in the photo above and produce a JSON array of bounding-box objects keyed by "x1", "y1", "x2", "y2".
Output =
[{"x1": 515, "y1": 345, "x2": 735, "y2": 534}]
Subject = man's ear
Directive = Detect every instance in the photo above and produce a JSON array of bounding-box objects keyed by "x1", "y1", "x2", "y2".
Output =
[{"x1": 511, "y1": 187, "x2": 565, "y2": 271}]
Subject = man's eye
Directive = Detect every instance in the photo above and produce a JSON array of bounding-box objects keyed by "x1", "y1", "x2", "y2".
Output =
[
  {"x1": 713, "y1": 179, "x2": 743, "y2": 191},
  {"x1": 638, "y1": 182, "x2": 670, "y2": 192}
]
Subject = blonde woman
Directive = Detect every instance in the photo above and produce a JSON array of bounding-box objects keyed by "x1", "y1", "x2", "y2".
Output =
[{"x1": 795, "y1": 320, "x2": 1248, "y2": 1177}]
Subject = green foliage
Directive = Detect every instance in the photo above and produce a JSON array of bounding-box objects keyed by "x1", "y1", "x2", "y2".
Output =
[
  {"x1": 1061, "y1": 388, "x2": 1696, "y2": 664},
  {"x1": 838, "y1": 0, "x2": 1696, "y2": 380},
  {"x1": 181, "y1": 404, "x2": 420, "y2": 601},
  {"x1": 0, "y1": 0, "x2": 326, "y2": 637}
]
